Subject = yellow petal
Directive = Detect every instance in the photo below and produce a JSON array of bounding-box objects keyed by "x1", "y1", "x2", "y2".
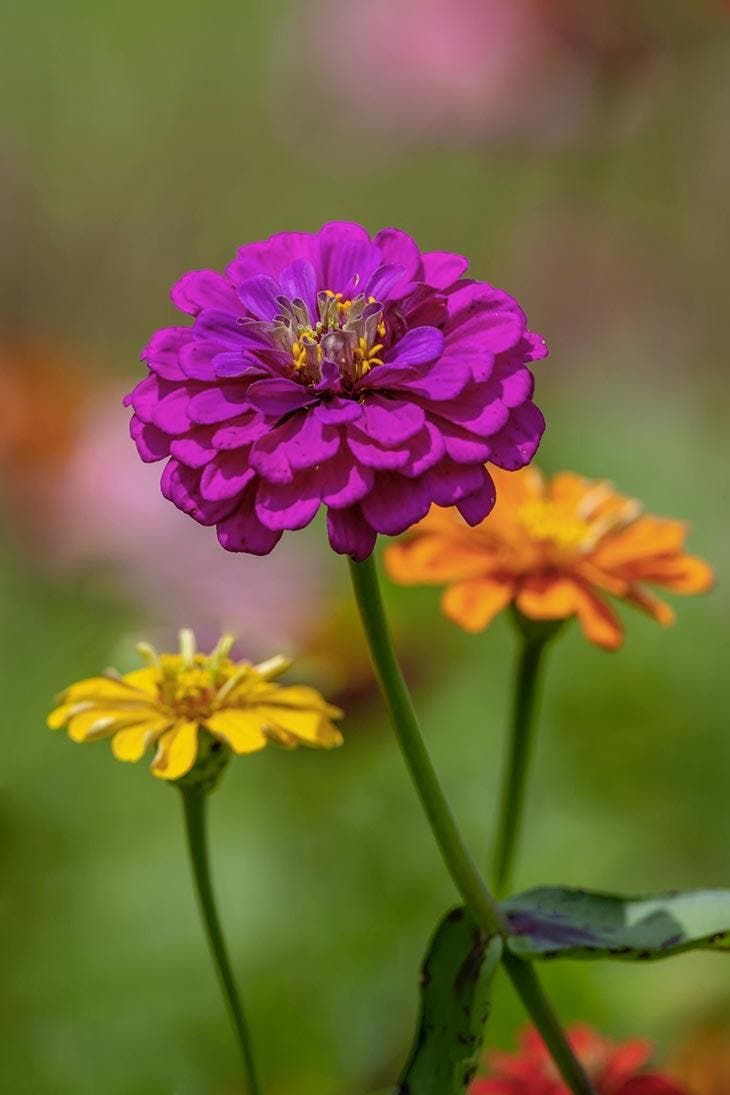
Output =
[
  {"x1": 112, "y1": 718, "x2": 173, "y2": 762},
  {"x1": 254, "y1": 705, "x2": 343, "y2": 748},
  {"x1": 151, "y1": 721, "x2": 199, "y2": 780},
  {"x1": 258, "y1": 685, "x2": 343, "y2": 719},
  {"x1": 48, "y1": 700, "x2": 96, "y2": 730},
  {"x1": 66, "y1": 707, "x2": 158, "y2": 743},
  {"x1": 56, "y1": 675, "x2": 154, "y2": 706},
  {"x1": 205, "y1": 709, "x2": 268, "y2": 754}
]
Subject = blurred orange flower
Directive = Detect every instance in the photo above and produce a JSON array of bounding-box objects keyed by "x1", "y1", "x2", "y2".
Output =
[
  {"x1": 670, "y1": 1023, "x2": 730, "y2": 1095},
  {"x1": 471, "y1": 1024, "x2": 688, "y2": 1093},
  {"x1": 384, "y1": 466, "x2": 713, "y2": 650}
]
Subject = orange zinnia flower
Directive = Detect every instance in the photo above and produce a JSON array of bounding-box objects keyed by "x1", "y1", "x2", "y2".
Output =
[{"x1": 384, "y1": 466, "x2": 713, "y2": 650}]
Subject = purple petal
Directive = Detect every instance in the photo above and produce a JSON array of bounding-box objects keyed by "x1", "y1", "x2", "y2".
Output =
[
  {"x1": 216, "y1": 487, "x2": 283, "y2": 555},
  {"x1": 517, "y1": 330, "x2": 549, "y2": 363},
  {"x1": 441, "y1": 328, "x2": 496, "y2": 382},
  {"x1": 360, "y1": 473, "x2": 432, "y2": 535},
  {"x1": 187, "y1": 384, "x2": 251, "y2": 425},
  {"x1": 419, "y1": 251, "x2": 469, "y2": 289},
  {"x1": 360, "y1": 396, "x2": 425, "y2": 445},
  {"x1": 140, "y1": 327, "x2": 191, "y2": 381},
  {"x1": 246, "y1": 377, "x2": 314, "y2": 418},
  {"x1": 277, "y1": 412, "x2": 340, "y2": 471},
  {"x1": 346, "y1": 429, "x2": 411, "y2": 470},
  {"x1": 424, "y1": 460, "x2": 486, "y2": 507},
  {"x1": 193, "y1": 309, "x2": 251, "y2": 349},
  {"x1": 213, "y1": 349, "x2": 274, "y2": 380},
  {"x1": 373, "y1": 228, "x2": 421, "y2": 283},
  {"x1": 313, "y1": 398, "x2": 363, "y2": 425},
  {"x1": 279, "y1": 258, "x2": 318, "y2": 320},
  {"x1": 399, "y1": 423, "x2": 446, "y2": 478},
  {"x1": 170, "y1": 428, "x2": 218, "y2": 468},
  {"x1": 255, "y1": 474, "x2": 321, "y2": 531},
  {"x1": 319, "y1": 456, "x2": 373, "y2": 508},
  {"x1": 493, "y1": 360, "x2": 534, "y2": 408},
  {"x1": 200, "y1": 452, "x2": 256, "y2": 502},
  {"x1": 317, "y1": 221, "x2": 380, "y2": 295},
  {"x1": 326, "y1": 506, "x2": 377, "y2": 561},
  {"x1": 392, "y1": 356, "x2": 471, "y2": 400},
  {"x1": 387, "y1": 326, "x2": 444, "y2": 369},
  {"x1": 438, "y1": 421, "x2": 492, "y2": 464},
  {"x1": 249, "y1": 419, "x2": 299, "y2": 484},
  {"x1": 487, "y1": 402, "x2": 545, "y2": 470},
  {"x1": 445, "y1": 283, "x2": 525, "y2": 353},
  {"x1": 179, "y1": 341, "x2": 227, "y2": 381},
  {"x1": 237, "y1": 275, "x2": 282, "y2": 321},
  {"x1": 456, "y1": 470, "x2": 497, "y2": 526},
  {"x1": 171, "y1": 270, "x2": 238, "y2": 316},
  {"x1": 129, "y1": 416, "x2": 170, "y2": 463},
  {"x1": 151, "y1": 388, "x2": 195, "y2": 436},
  {"x1": 212, "y1": 414, "x2": 268, "y2": 450},
  {"x1": 161, "y1": 459, "x2": 236, "y2": 526},
  {"x1": 401, "y1": 285, "x2": 450, "y2": 330},
  {"x1": 363, "y1": 263, "x2": 407, "y2": 302},
  {"x1": 227, "y1": 232, "x2": 320, "y2": 283},
  {"x1": 126, "y1": 375, "x2": 175, "y2": 424},
  {"x1": 428, "y1": 385, "x2": 509, "y2": 437}
]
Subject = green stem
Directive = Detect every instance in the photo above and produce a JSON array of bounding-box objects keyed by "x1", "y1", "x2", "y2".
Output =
[
  {"x1": 493, "y1": 631, "x2": 551, "y2": 897},
  {"x1": 503, "y1": 953, "x2": 596, "y2": 1095},
  {"x1": 181, "y1": 786, "x2": 263, "y2": 1095},
  {"x1": 348, "y1": 555, "x2": 595, "y2": 1095}
]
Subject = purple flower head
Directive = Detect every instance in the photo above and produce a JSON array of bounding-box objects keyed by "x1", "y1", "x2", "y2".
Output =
[{"x1": 126, "y1": 222, "x2": 547, "y2": 561}]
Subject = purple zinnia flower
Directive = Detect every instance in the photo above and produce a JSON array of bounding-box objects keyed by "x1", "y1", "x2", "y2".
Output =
[{"x1": 126, "y1": 222, "x2": 547, "y2": 561}]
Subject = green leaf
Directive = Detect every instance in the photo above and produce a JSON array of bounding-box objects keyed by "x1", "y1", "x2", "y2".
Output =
[
  {"x1": 396, "y1": 907, "x2": 502, "y2": 1095},
  {"x1": 503, "y1": 886, "x2": 730, "y2": 961}
]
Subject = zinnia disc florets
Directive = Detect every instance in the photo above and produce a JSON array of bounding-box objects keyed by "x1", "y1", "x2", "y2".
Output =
[{"x1": 126, "y1": 222, "x2": 547, "y2": 560}]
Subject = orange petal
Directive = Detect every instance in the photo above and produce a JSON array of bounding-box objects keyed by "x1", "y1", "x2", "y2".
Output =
[
  {"x1": 441, "y1": 578, "x2": 513, "y2": 633},
  {"x1": 624, "y1": 586, "x2": 676, "y2": 627},
  {"x1": 491, "y1": 464, "x2": 545, "y2": 507},
  {"x1": 547, "y1": 471, "x2": 593, "y2": 509},
  {"x1": 573, "y1": 585, "x2": 624, "y2": 650},
  {"x1": 515, "y1": 574, "x2": 583, "y2": 620},
  {"x1": 627, "y1": 553, "x2": 715, "y2": 594},
  {"x1": 591, "y1": 516, "x2": 687, "y2": 567},
  {"x1": 384, "y1": 534, "x2": 492, "y2": 585},
  {"x1": 517, "y1": 574, "x2": 624, "y2": 650}
]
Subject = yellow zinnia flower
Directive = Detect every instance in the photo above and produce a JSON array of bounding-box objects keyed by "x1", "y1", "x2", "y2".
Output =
[
  {"x1": 48, "y1": 630, "x2": 344, "y2": 779},
  {"x1": 384, "y1": 466, "x2": 714, "y2": 651}
]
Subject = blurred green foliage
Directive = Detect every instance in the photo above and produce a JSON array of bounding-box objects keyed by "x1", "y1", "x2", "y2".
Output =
[{"x1": 1, "y1": 1, "x2": 729, "y2": 1092}]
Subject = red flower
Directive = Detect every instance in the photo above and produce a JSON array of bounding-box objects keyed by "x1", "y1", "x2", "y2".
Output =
[{"x1": 471, "y1": 1026, "x2": 688, "y2": 1094}]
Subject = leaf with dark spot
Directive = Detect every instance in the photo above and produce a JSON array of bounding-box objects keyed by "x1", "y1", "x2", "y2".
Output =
[
  {"x1": 503, "y1": 886, "x2": 730, "y2": 962},
  {"x1": 396, "y1": 906, "x2": 502, "y2": 1094}
]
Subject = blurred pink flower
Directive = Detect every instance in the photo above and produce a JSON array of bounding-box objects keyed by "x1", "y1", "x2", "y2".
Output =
[
  {"x1": 300, "y1": 0, "x2": 593, "y2": 145},
  {"x1": 280, "y1": 0, "x2": 723, "y2": 150},
  {"x1": 48, "y1": 386, "x2": 335, "y2": 657}
]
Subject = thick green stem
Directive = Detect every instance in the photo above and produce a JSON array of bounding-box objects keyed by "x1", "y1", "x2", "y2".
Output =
[
  {"x1": 181, "y1": 786, "x2": 263, "y2": 1095},
  {"x1": 348, "y1": 555, "x2": 595, "y2": 1095},
  {"x1": 493, "y1": 632, "x2": 550, "y2": 897}
]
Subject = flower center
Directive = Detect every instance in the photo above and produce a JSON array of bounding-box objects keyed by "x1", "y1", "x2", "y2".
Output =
[
  {"x1": 156, "y1": 656, "x2": 230, "y2": 721},
  {"x1": 270, "y1": 289, "x2": 387, "y2": 387},
  {"x1": 518, "y1": 500, "x2": 593, "y2": 552}
]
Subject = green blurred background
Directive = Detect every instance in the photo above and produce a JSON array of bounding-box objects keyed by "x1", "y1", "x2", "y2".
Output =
[{"x1": 1, "y1": 2, "x2": 729, "y2": 1092}]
